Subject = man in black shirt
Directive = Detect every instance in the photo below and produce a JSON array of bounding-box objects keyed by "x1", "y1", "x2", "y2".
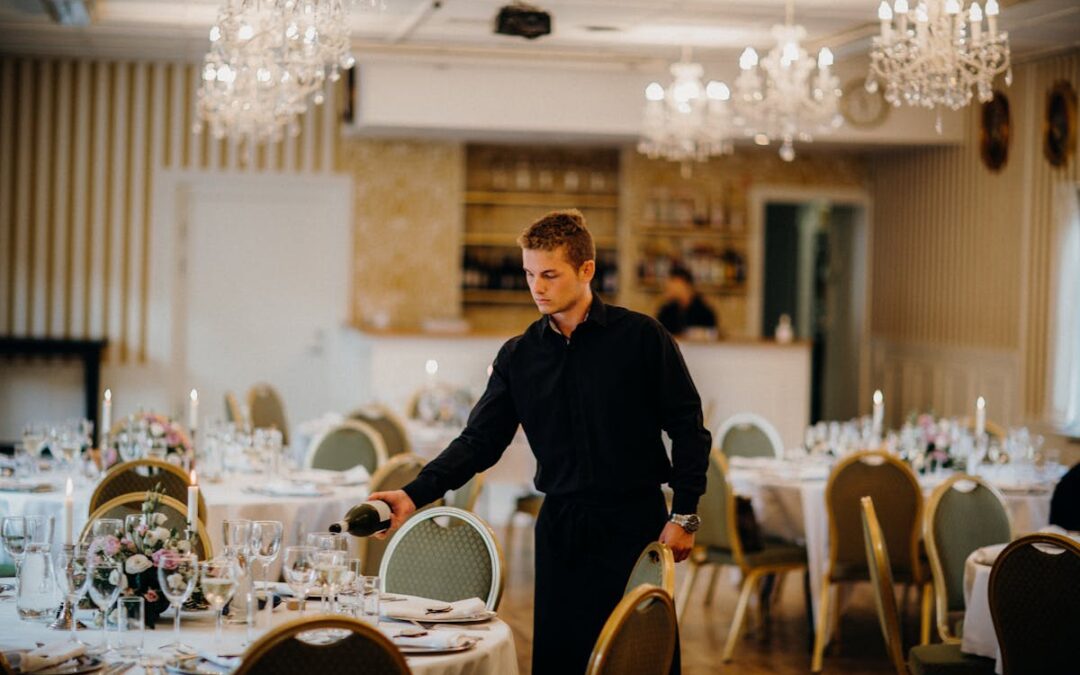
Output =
[
  {"x1": 656, "y1": 265, "x2": 719, "y2": 337},
  {"x1": 370, "y1": 209, "x2": 711, "y2": 674}
]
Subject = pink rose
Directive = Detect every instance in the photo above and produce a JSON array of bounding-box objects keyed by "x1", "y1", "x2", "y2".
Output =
[
  {"x1": 103, "y1": 536, "x2": 121, "y2": 557},
  {"x1": 144, "y1": 589, "x2": 159, "y2": 603},
  {"x1": 136, "y1": 523, "x2": 149, "y2": 536},
  {"x1": 120, "y1": 537, "x2": 136, "y2": 552},
  {"x1": 152, "y1": 548, "x2": 180, "y2": 571}
]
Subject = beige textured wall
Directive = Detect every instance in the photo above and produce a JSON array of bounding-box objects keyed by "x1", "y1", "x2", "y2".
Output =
[
  {"x1": 867, "y1": 49, "x2": 1080, "y2": 421},
  {"x1": 338, "y1": 138, "x2": 465, "y2": 330}
]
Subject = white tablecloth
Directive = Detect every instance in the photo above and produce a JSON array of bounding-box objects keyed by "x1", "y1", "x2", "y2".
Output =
[
  {"x1": 0, "y1": 477, "x2": 366, "y2": 579},
  {"x1": 0, "y1": 579, "x2": 518, "y2": 675},
  {"x1": 728, "y1": 460, "x2": 1054, "y2": 621}
]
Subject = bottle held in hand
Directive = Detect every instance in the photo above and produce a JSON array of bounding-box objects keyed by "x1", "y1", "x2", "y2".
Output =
[{"x1": 329, "y1": 500, "x2": 392, "y2": 537}]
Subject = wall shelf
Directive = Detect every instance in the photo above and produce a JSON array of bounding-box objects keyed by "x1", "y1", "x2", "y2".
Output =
[
  {"x1": 463, "y1": 289, "x2": 535, "y2": 305},
  {"x1": 465, "y1": 233, "x2": 617, "y2": 248},
  {"x1": 465, "y1": 191, "x2": 618, "y2": 209}
]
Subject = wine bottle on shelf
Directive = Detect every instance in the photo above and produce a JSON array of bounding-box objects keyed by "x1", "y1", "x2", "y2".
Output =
[{"x1": 329, "y1": 500, "x2": 392, "y2": 537}]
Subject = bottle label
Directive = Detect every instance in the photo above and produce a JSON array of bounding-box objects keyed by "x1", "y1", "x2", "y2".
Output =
[{"x1": 369, "y1": 500, "x2": 392, "y2": 524}]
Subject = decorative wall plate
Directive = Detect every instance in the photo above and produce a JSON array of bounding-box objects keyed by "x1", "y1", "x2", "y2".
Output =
[
  {"x1": 981, "y1": 91, "x2": 1011, "y2": 172},
  {"x1": 1044, "y1": 80, "x2": 1077, "y2": 168}
]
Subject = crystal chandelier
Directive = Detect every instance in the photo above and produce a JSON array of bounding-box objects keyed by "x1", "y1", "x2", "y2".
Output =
[
  {"x1": 196, "y1": 0, "x2": 357, "y2": 145},
  {"x1": 733, "y1": 0, "x2": 842, "y2": 162},
  {"x1": 638, "y1": 47, "x2": 735, "y2": 170},
  {"x1": 867, "y1": 0, "x2": 1011, "y2": 120}
]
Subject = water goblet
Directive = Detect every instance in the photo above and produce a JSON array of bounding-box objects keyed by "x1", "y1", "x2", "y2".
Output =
[
  {"x1": 282, "y1": 546, "x2": 315, "y2": 615},
  {"x1": 250, "y1": 521, "x2": 283, "y2": 590},
  {"x1": 53, "y1": 545, "x2": 90, "y2": 642},
  {"x1": 199, "y1": 559, "x2": 238, "y2": 654},
  {"x1": 158, "y1": 552, "x2": 198, "y2": 654},
  {"x1": 222, "y1": 519, "x2": 253, "y2": 558},
  {"x1": 314, "y1": 549, "x2": 347, "y2": 614},
  {"x1": 87, "y1": 559, "x2": 121, "y2": 655},
  {"x1": 2, "y1": 517, "x2": 28, "y2": 596}
]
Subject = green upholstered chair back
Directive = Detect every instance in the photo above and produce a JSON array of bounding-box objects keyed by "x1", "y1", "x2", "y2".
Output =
[
  {"x1": 90, "y1": 459, "x2": 206, "y2": 518},
  {"x1": 927, "y1": 476, "x2": 1011, "y2": 615},
  {"x1": 716, "y1": 413, "x2": 784, "y2": 459},
  {"x1": 694, "y1": 450, "x2": 736, "y2": 553},
  {"x1": 444, "y1": 473, "x2": 484, "y2": 513},
  {"x1": 860, "y1": 497, "x2": 908, "y2": 675},
  {"x1": 989, "y1": 533, "x2": 1080, "y2": 675},
  {"x1": 349, "y1": 405, "x2": 411, "y2": 458},
  {"x1": 826, "y1": 452, "x2": 921, "y2": 581},
  {"x1": 306, "y1": 421, "x2": 388, "y2": 474},
  {"x1": 82, "y1": 493, "x2": 212, "y2": 561},
  {"x1": 235, "y1": 616, "x2": 410, "y2": 675},
  {"x1": 247, "y1": 384, "x2": 289, "y2": 445},
  {"x1": 587, "y1": 585, "x2": 677, "y2": 675},
  {"x1": 379, "y1": 507, "x2": 504, "y2": 611},
  {"x1": 361, "y1": 454, "x2": 426, "y2": 576},
  {"x1": 623, "y1": 542, "x2": 675, "y2": 597}
]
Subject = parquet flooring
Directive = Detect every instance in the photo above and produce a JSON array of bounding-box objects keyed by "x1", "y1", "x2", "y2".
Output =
[{"x1": 497, "y1": 525, "x2": 922, "y2": 674}]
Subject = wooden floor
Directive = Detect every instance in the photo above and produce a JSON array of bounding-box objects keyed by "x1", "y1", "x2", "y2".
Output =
[{"x1": 498, "y1": 524, "x2": 918, "y2": 674}]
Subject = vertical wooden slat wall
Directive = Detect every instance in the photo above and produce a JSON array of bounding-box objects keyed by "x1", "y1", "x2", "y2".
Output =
[
  {"x1": 0, "y1": 57, "x2": 339, "y2": 365},
  {"x1": 870, "y1": 50, "x2": 1080, "y2": 420}
]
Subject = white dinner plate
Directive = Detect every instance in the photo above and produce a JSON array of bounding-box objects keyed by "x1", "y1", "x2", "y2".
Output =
[
  {"x1": 395, "y1": 639, "x2": 478, "y2": 655},
  {"x1": 384, "y1": 610, "x2": 497, "y2": 624}
]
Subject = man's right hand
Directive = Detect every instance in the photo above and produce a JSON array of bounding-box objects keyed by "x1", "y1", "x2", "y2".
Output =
[{"x1": 367, "y1": 489, "x2": 416, "y2": 539}]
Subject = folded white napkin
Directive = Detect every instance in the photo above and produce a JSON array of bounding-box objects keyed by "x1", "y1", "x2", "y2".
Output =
[
  {"x1": 392, "y1": 631, "x2": 472, "y2": 650},
  {"x1": 255, "y1": 480, "x2": 322, "y2": 496},
  {"x1": 971, "y1": 543, "x2": 1008, "y2": 567},
  {"x1": 384, "y1": 596, "x2": 488, "y2": 621},
  {"x1": 293, "y1": 465, "x2": 370, "y2": 486},
  {"x1": 197, "y1": 651, "x2": 242, "y2": 669},
  {"x1": 18, "y1": 641, "x2": 85, "y2": 673}
]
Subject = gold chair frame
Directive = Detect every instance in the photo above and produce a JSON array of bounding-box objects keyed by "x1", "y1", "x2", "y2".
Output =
[
  {"x1": 82, "y1": 493, "x2": 213, "y2": 562},
  {"x1": 861, "y1": 496, "x2": 909, "y2": 675},
  {"x1": 359, "y1": 453, "x2": 427, "y2": 575},
  {"x1": 234, "y1": 614, "x2": 411, "y2": 675},
  {"x1": 586, "y1": 584, "x2": 678, "y2": 675},
  {"x1": 304, "y1": 419, "x2": 389, "y2": 473},
  {"x1": 90, "y1": 458, "x2": 207, "y2": 518},
  {"x1": 224, "y1": 391, "x2": 245, "y2": 427},
  {"x1": 812, "y1": 450, "x2": 931, "y2": 673},
  {"x1": 448, "y1": 472, "x2": 486, "y2": 513},
  {"x1": 379, "y1": 505, "x2": 506, "y2": 611},
  {"x1": 349, "y1": 403, "x2": 413, "y2": 457},
  {"x1": 625, "y1": 541, "x2": 676, "y2": 597},
  {"x1": 924, "y1": 473, "x2": 1011, "y2": 643},
  {"x1": 246, "y1": 383, "x2": 289, "y2": 445}
]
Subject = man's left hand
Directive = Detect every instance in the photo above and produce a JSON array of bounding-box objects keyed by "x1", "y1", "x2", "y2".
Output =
[{"x1": 659, "y1": 521, "x2": 694, "y2": 562}]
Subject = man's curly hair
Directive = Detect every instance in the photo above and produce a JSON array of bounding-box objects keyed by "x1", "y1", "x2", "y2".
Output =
[{"x1": 517, "y1": 209, "x2": 596, "y2": 270}]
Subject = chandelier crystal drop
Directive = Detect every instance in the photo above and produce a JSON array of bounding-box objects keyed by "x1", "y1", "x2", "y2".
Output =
[
  {"x1": 196, "y1": 0, "x2": 357, "y2": 145},
  {"x1": 733, "y1": 2, "x2": 842, "y2": 162},
  {"x1": 867, "y1": 0, "x2": 1011, "y2": 116},
  {"x1": 637, "y1": 47, "x2": 736, "y2": 169}
]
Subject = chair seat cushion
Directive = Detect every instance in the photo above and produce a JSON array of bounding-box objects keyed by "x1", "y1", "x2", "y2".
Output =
[
  {"x1": 703, "y1": 538, "x2": 807, "y2": 569},
  {"x1": 908, "y1": 643, "x2": 996, "y2": 675}
]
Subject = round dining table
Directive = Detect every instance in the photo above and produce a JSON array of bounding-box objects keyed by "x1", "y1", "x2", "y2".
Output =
[
  {"x1": 0, "y1": 474, "x2": 366, "y2": 579},
  {"x1": 0, "y1": 578, "x2": 518, "y2": 675}
]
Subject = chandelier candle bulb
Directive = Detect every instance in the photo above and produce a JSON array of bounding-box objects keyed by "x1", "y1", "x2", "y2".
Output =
[
  {"x1": 970, "y1": 3, "x2": 982, "y2": 41},
  {"x1": 879, "y1": 1, "x2": 894, "y2": 41},
  {"x1": 986, "y1": 0, "x2": 998, "y2": 36},
  {"x1": 895, "y1": 0, "x2": 909, "y2": 33}
]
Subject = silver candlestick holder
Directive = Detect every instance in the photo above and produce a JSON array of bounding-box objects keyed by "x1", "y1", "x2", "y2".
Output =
[{"x1": 49, "y1": 544, "x2": 87, "y2": 631}]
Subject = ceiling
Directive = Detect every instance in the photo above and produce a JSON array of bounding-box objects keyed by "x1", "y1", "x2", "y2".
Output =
[{"x1": 0, "y1": 0, "x2": 1077, "y2": 68}]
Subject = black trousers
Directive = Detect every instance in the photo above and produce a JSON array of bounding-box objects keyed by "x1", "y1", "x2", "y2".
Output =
[{"x1": 531, "y1": 489, "x2": 678, "y2": 675}]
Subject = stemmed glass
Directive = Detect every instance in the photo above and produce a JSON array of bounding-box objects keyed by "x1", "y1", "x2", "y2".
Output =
[
  {"x1": 158, "y1": 553, "x2": 199, "y2": 655},
  {"x1": 282, "y1": 546, "x2": 315, "y2": 615},
  {"x1": 54, "y1": 545, "x2": 91, "y2": 643},
  {"x1": 314, "y1": 549, "x2": 347, "y2": 614},
  {"x1": 222, "y1": 519, "x2": 253, "y2": 558},
  {"x1": 200, "y1": 559, "x2": 238, "y2": 654},
  {"x1": 250, "y1": 521, "x2": 283, "y2": 590},
  {"x1": 87, "y1": 559, "x2": 122, "y2": 655},
  {"x1": 2, "y1": 517, "x2": 28, "y2": 599}
]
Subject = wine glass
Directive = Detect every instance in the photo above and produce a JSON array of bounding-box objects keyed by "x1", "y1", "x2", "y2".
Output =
[
  {"x1": 305, "y1": 532, "x2": 346, "y2": 551},
  {"x1": 314, "y1": 549, "x2": 347, "y2": 614},
  {"x1": 54, "y1": 545, "x2": 91, "y2": 644},
  {"x1": 158, "y1": 553, "x2": 199, "y2": 654},
  {"x1": 250, "y1": 521, "x2": 283, "y2": 590},
  {"x1": 87, "y1": 559, "x2": 121, "y2": 655},
  {"x1": 2, "y1": 517, "x2": 28, "y2": 599},
  {"x1": 200, "y1": 559, "x2": 238, "y2": 653},
  {"x1": 282, "y1": 546, "x2": 315, "y2": 615},
  {"x1": 222, "y1": 519, "x2": 253, "y2": 559}
]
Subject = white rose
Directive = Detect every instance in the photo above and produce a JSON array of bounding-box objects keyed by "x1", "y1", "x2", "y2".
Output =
[
  {"x1": 108, "y1": 569, "x2": 121, "y2": 585},
  {"x1": 154, "y1": 513, "x2": 169, "y2": 526},
  {"x1": 144, "y1": 530, "x2": 159, "y2": 547},
  {"x1": 176, "y1": 540, "x2": 192, "y2": 554},
  {"x1": 153, "y1": 526, "x2": 171, "y2": 542},
  {"x1": 166, "y1": 572, "x2": 185, "y2": 593},
  {"x1": 150, "y1": 423, "x2": 165, "y2": 437}
]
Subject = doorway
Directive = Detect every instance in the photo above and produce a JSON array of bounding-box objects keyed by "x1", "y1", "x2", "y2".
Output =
[{"x1": 761, "y1": 199, "x2": 868, "y2": 423}]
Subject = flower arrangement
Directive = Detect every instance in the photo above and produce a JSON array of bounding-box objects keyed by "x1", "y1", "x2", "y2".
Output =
[
  {"x1": 899, "y1": 412, "x2": 962, "y2": 472},
  {"x1": 87, "y1": 484, "x2": 198, "y2": 627},
  {"x1": 108, "y1": 412, "x2": 193, "y2": 469}
]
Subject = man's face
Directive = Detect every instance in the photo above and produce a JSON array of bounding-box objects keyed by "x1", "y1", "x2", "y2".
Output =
[
  {"x1": 665, "y1": 276, "x2": 693, "y2": 306},
  {"x1": 522, "y1": 246, "x2": 594, "y2": 315}
]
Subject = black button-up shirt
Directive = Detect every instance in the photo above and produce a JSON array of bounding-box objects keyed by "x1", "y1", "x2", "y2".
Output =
[{"x1": 402, "y1": 295, "x2": 711, "y2": 514}]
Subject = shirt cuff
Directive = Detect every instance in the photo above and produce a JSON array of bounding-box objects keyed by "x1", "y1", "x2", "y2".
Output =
[
  {"x1": 671, "y1": 491, "x2": 700, "y2": 515},
  {"x1": 402, "y1": 477, "x2": 442, "y2": 510}
]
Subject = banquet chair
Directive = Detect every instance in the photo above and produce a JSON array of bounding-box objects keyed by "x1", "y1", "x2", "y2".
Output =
[
  {"x1": 1048, "y1": 461, "x2": 1080, "y2": 531},
  {"x1": 812, "y1": 451, "x2": 930, "y2": 673},
  {"x1": 361, "y1": 454, "x2": 427, "y2": 576},
  {"x1": 349, "y1": 404, "x2": 412, "y2": 458},
  {"x1": 305, "y1": 420, "x2": 388, "y2": 474},
  {"x1": 861, "y1": 497, "x2": 996, "y2": 675},
  {"x1": 715, "y1": 413, "x2": 785, "y2": 460},
  {"x1": 586, "y1": 584, "x2": 678, "y2": 675},
  {"x1": 380, "y1": 506, "x2": 505, "y2": 611},
  {"x1": 90, "y1": 459, "x2": 207, "y2": 518},
  {"x1": 624, "y1": 542, "x2": 675, "y2": 597},
  {"x1": 81, "y1": 493, "x2": 212, "y2": 561},
  {"x1": 988, "y1": 532, "x2": 1080, "y2": 674},
  {"x1": 235, "y1": 615, "x2": 410, "y2": 675},
  {"x1": 676, "y1": 450, "x2": 806, "y2": 662},
  {"x1": 924, "y1": 474, "x2": 1011, "y2": 643},
  {"x1": 224, "y1": 391, "x2": 245, "y2": 427},
  {"x1": 503, "y1": 491, "x2": 543, "y2": 568},
  {"x1": 247, "y1": 383, "x2": 290, "y2": 445},
  {"x1": 444, "y1": 472, "x2": 485, "y2": 513}
]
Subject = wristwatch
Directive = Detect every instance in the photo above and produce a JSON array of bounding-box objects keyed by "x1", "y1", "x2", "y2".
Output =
[{"x1": 669, "y1": 513, "x2": 701, "y2": 533}]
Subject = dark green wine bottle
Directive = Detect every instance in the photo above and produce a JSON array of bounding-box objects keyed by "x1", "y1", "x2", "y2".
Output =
[{"x1": 329, "y1": 500, "x2": 392, "y2": 537}]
